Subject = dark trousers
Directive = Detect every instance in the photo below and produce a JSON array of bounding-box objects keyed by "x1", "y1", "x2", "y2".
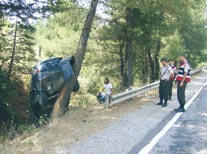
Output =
[
  {"x1": 169, "y1": 80, "x2": 174, "y2": 98},
  {"x1": 159, "y1": 80, "x2": 170, "y2": 103},
  {"x1": 177, "y1": 81, "x2": 187, "y2": 107}
]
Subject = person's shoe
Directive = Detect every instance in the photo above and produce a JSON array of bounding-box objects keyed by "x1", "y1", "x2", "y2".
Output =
[
  {"x1": 174, "y1": 107, "x2": 181, "y2": 112},
  {"x1": 162, "y1": 103, "x2": 167, "y2": 107},
  {"x1": 169, "y1": 97, "x2": 172, "y2": 100},
  {"x1": 157, "y1": 102, "x2": 163, "y2": 105},
  {"x1": 176, "y1": 107, "x2": 185, "y2": 112}
]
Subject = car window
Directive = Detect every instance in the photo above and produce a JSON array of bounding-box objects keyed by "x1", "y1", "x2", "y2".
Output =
[{"x1": 38, "y1": 57, "x2": 62, "y2": 72}]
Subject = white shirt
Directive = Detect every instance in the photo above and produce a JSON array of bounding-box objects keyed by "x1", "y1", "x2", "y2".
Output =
[
  {"x1": 161, "y1": 65, "x2": 173, "y2": 80},
  {"x1": 104, "y1": 83, "x2": 113, "y2": 95}
]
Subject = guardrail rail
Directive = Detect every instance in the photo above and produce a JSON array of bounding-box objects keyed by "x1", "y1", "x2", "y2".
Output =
[{"x1": 111, "y1": 66, "x2": 206, "y2": 105}]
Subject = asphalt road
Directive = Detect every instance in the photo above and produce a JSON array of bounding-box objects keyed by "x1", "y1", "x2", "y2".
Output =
[
  {"x1": 54, "y1": 71, "x2": 207, "y2": 154},
  {"x1": 150, "y1": 85, "x2": 207, "y2": 154}
]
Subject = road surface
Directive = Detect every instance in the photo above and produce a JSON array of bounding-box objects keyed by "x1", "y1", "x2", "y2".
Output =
[
  {"x1": 53, "y1": 71, "x2": 207, "y2": 154},
  {"x1": 150, "y1": 85, "x2": 207, "y2": 154}
]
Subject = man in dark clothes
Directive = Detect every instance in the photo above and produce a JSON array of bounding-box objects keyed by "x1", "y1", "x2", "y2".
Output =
[
  {"x1": 157, "y1": 58, "x2": 174, "y2": 107},
  {"x1": 175, "y1": 55, "x2": 191, "y2": 112}
]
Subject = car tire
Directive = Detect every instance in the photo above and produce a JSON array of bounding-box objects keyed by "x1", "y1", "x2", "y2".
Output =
[{"x1": 73, "y1": 80, "x2": 80, "y2": 92}]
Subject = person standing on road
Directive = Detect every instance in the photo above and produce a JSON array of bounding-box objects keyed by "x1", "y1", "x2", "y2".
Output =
[
  {"x1": 168, "y1": 59, "x2": 177, "y2": 100},
  {"x1": 175, "y1": 55, "x2": 191, "y2": 112},
  {"x1": 157, "y1": 58, "x2": 174, "y2": 107},
  {"x1": 103, "y1": 77, "x2": 113, "y2": 109}
]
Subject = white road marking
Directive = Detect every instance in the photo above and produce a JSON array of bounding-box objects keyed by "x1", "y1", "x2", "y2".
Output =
[{"x1": 138, "y1": 82, "x2": 207, "y2": 154}]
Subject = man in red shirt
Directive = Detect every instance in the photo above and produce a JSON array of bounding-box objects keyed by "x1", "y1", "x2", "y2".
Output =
[{"x1": 175, "y1": 55, "x2": 191, "y2": 112}]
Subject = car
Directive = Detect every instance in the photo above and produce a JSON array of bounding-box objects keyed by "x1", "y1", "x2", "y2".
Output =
[{"x1": 30, "y1": 56, "x2": 79, "y2": 118}]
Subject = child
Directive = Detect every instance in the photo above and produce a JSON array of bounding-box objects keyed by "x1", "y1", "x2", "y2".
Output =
[
  {"x1": 96, "y1": 92, "x2": 106, "y2": 104},
  {"x1": 103, "y1": 77, "x2": 113, "y2": 109}
]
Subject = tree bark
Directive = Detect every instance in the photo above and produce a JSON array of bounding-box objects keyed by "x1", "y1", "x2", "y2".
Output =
[
  {"x1": 7, "y1": 21, "x2": 17, "y2": 80},
  {"x1": 146, "y1": 40, "x2": 161, "y2": 82},
  {"x1": 38, "y1": 46, "x2": 42, "y2": 57},
  {"x1": 154, "y1": 40, "x2": 161, "y2": 80},
  {"x1": 146, "y1": 47, "x2": 155, "y2": 82},
  {"x1": 142, "y1": 47, "x2": 148, "y2": 85},
  {"x1": 51, "y1": 0, "x2": 99, "y2": 120},
  {"x1": 119, "y1": 38, "x2": 126, "y2": 90},
  {"x1": 125, "y1": 7, "x2": 133, "y2": 88}
]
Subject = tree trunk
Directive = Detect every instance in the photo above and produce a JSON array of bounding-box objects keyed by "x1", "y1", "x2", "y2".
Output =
[
  {"x1": 38, "y1": 46, "x2": 42, "y2": 57},
  {"x1": 125, "y1": 7, "x2": 133, "y2": 88},
  {"x1": 51, "y1": 0, "x2": 99, "y2": 120},
  {"x1": 7, "y1": 21, "x2": 17, "y2": 80},
  {"x1": 146, "y1": 47, "x2": 155, "y2": 82},
  {"x1": 119, "y1": 38, "x2": 126, "y2": 90},
  {"x1": 142, "y1": 47, "x2": 148, "y2": 85},
  {"x1": 154, "y1": 40, "x2": 161, "y2": 80}
]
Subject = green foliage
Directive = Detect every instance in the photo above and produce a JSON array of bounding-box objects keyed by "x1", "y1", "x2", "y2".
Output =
[
  {"x1": 34, "y1": 0, "x2": 207, "y2": 93},
  {"x1": 0, "y1": 117, "x2": 36, "y2": 142},
  {"x1": 0, "y1": 22, "x2": 36, "y2": 77},
  {"x1": 161, "y1": 31, "x2": 186, "y2": 60},
  {"x1": 0, "y1": 69, "x2": 29, "y2": 123},
  {"x1": 0, "y1": 0, "x2": 207, "y2": 141},
  {"x1": 34, "y1": 5, "x2": 86, "y2": 58},
  {"x1": 71, "y1": 92, "x2": 97, "y2": 108}
]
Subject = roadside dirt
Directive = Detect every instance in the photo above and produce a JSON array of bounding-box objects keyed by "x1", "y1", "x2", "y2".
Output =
[{"x1": 1, "y1": 90, "x2": 159, "y2": 154}]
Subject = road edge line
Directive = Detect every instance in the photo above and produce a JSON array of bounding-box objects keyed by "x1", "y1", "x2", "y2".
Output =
[{"x1": 138, "y1": 82, "x2": 207, "y2": 154}]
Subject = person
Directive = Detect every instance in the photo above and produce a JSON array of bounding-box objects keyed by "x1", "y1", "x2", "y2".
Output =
[
  {"x1": 175, "y1": 54, "x2": 191, "y2": 112},
  {"x1": 102, "y1": 77, "x2": 113, "y2": 109},
  {"x1": 157, "y1": 58, "x2": 173, "y2": 107},
  {"x1": 168, "y1": 59, "x2": 177, "y2": 100},
  {"x1": 96, "y1": 92, "x2": 106, "y2": 104}
]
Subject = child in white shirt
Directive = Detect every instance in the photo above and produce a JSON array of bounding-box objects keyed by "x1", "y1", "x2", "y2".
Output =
[{"x1": 103, "y1": 77, "x2": 113, "y2": 109}]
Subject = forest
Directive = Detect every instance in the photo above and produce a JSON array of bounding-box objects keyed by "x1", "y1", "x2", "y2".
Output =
[{"x1": 0, "y1": 0, "x2": 207, "y2": 141}]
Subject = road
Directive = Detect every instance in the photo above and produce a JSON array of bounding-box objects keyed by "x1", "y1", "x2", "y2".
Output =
[
  {"x1": 55, "y1": 71, "x2": 207, "y2": 154},
  {"x1": 150, "y1": 85, "x2": 207, "y2": 154}
]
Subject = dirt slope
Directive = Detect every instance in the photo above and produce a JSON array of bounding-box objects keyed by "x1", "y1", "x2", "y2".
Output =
[{"x1": 1, "y1": 91, "x2": 158, "y2": 154}]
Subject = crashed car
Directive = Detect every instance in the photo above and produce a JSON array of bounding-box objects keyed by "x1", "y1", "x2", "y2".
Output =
[{"x1": 30, "y1": 56, "x2": 79, "y2": 118}]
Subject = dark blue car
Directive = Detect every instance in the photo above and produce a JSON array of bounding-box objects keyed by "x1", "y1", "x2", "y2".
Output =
[{"x1": 30, "y1": 56, "x2": 79, "y2": 118}]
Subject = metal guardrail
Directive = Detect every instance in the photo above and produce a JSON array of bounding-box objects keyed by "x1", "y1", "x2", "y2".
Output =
[{"x1": 111, "y1": 66, "x2": 206, "y2": 105}]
